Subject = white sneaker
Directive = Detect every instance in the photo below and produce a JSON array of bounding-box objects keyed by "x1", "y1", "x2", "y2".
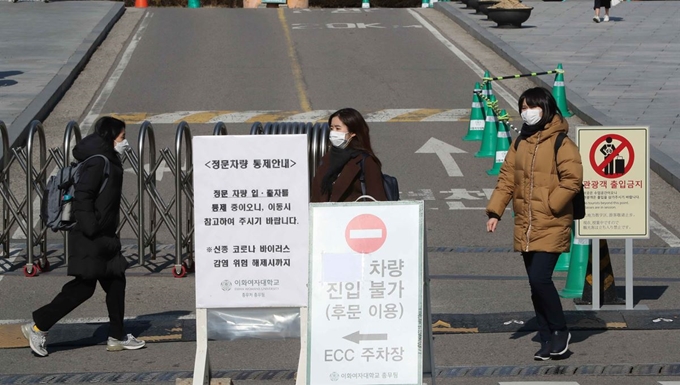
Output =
[
  {"x1": 593, "y1": 16, "x2": 600, "y2": 23},
  {"x1": 21, "y1": 323, "x2": 48, "y2": 357},
  {"x1": 106, "y1": 334, "x2": 146, "y2": 351},
  {"x1": 603, "y1": 15, "x2": 609, "y2": 22}
]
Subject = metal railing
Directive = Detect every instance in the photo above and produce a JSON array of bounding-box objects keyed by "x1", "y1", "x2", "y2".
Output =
[{"x1": 1, "y1": 119, "x2": 327, "y2": 278}]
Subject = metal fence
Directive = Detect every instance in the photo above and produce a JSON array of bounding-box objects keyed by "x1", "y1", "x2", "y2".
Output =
[{"x1": 0, "y1": 119, "x2": 328, "y2": 277}]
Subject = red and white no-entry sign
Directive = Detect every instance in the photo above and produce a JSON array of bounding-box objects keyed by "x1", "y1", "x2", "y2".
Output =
[
  {"x1": 345, "y1": 214, "x2": 387, "y2": 254},
  {"x1": 589, "y1": 133, "x2": 635, "y2": 179}
]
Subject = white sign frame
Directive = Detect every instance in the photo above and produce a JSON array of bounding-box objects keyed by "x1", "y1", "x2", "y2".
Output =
[
  {"x1": 575, "y1": 126, "x2": 650, "y2": 311},
  {"x1": 192, "y1": 134, "x2": 310, "y2": 309},
  {"x1": 307, "y1": 201, "x2": 429, "y2": 385}
]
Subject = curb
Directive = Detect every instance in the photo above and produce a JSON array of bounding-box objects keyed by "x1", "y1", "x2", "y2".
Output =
[
  {"x1": 433, "y1": 2, "x2": 680, "y2": 193},
  {"x1": 7, "y1": 3, "x2": 126, "y2": 150}
]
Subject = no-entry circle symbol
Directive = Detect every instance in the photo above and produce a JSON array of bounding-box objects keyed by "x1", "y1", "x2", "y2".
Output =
[
  {"x1": 589, "y1": 133, "x2": 635, "y2": 179},
  {"x1": 345, "y1": 214, "x2": 387, "y2": 254}
]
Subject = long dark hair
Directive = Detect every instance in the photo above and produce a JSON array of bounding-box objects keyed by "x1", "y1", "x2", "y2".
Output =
[
  {"x1": 517, "y1": 87, "x2": 563, "y2": 128},
  {"x1": 328, "y1": 108, "x2": 381, "y2": 167},
  {"x1": 94, "y1": 116, "x2": 126, "y2": 145}
]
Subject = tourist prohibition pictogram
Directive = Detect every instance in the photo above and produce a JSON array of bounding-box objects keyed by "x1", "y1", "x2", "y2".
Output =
[
  {"x1": 589, "y1": 133, "x2": 635, "y2": 179},
  {"x1": 345, "y1": 214, "x2": 387, "y2": 254}
]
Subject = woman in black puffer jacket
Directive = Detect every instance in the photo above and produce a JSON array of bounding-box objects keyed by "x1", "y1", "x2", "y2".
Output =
[{"x1": 22, "y1": 117, "x2": 145, "y2": 357}]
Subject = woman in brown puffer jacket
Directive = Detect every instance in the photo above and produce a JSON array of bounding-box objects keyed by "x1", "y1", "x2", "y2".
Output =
[{"x1": 486, "y1": 87, "x2": 583, "y2": 361}]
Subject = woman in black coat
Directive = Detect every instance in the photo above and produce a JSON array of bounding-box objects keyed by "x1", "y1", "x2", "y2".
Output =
[
  {"x1": 22, "y1": 117, "x2": 145, "y2": 357},
  {"x1": 311, "y1": 108, "x2": 387, "y2": 203}
]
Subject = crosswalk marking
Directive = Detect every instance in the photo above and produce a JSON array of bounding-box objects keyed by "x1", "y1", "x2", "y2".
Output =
[{"x1": 108, "y1": 108, "x2": 482, "y2": 124}]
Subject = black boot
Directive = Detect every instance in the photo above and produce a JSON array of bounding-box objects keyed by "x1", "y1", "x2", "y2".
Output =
[
  {"x1": 550, "y1": 330, "x2": 571, "y2": 356},
  {"x1": 534, "y1": 341, "x2": 551, "y2": 361}
]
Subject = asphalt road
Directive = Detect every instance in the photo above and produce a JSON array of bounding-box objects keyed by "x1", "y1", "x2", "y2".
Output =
[{"x1": 1, "y1": 5, "x2": 680, "y2": 385}]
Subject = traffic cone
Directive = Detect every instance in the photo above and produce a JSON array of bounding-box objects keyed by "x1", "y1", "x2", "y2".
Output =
[
  {"x1": 482, "y1": 72, "x2": 494, "y2": 99},
  {"x1": 475, "y1": 95, "x2": 498, "y2": 158},
  {"x1": 575, "y1": 239, "x2": 625, "y2": 305},
  {"x1": 362, "y1": 0, "x2": 370, "y2": 8},
  {"x1": 559, "y1": 234, "x2": 590, "y2": 298},
  {"x1": 553, "y1": 63, "x2": 573, "y2": 117},
  {"x1": 422, "y1": 0, "x2": 430, "y2": 7},
  {"x1": 463, "y1": 83, "x2": 485, "y2": 141},
  {"x1": 554, "y1": 226, "x2": 573, "y2": 272},
  {"x1": 135, "y1": 0, "x2": 147, "y2": 8},
  {"x1": 188, "y1": 0, "x2": 200, "y2": 7},
  {"x1": 487, "y1": 109, "x2": 512, "y2": 175}
]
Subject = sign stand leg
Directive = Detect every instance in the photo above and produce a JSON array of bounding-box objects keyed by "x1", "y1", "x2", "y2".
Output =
[
  {"x1": 625, "y1": 238, "x2": 634, "y2": 310},
  {"x1": 423, "y1": 226, "x2": 436, "y2": 385},
  {"x1": 295, "y1": 307, "x2": 308, "y2": 385},
  {"x1": 592, "y1": 239, "x2": 600, "y2": 311},
  {"x1": 193, "y1": 308, "x2": 210, "y2": 385}
]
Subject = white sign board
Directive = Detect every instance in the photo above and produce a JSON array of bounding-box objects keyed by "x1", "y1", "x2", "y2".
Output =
[
  {"x1": 308, "y1": 202, "x2": 424, "y2": 385},
  {"x1": 192, "y1": 135, "x2": 309, "y2": 308},
  {"x1": 576, "y1": 126, "x2": 650, "y2": 239}
]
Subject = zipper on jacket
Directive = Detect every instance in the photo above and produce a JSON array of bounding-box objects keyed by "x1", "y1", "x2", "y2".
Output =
[{"x1": 525, "y1": 133, "x2": 541, "y2": 252}]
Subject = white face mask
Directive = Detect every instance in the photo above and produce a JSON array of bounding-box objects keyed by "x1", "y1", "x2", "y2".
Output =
[
  {"x1": 114, "y1": 139, "x2": 130, "y2": 154},
  {"x1": 521, "y1": 108, "x2": 542, "y2": 126},
  {"x1": 329, "y1": 131, "x2": 350, "y2": 149}
]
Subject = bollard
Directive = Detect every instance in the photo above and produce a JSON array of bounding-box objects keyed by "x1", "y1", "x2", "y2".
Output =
[
  {"x1": 422, "y1": 0, "x2": 430, "y2": 7},
  {"x1": 486, "y1": 109, "x2": 511, "y2": 175},
  {"x1": 553, "y1": 63, "x2": 573, "y2": 117},
  {"x1": 362, "y1": 0, "x2": 370, "y2": 7},
  {"x1": 188, "y1": 0, "x2": 201, "y2": 7},
  {"x1": 475, "y1": 95, "x2": 498, "y2": 158},
  {"x1": 135, "y1": 0, "x2": 148, "y2": 8},
  {"x1": 463, "y1": 83, "x2": 485, "y2": 141}
]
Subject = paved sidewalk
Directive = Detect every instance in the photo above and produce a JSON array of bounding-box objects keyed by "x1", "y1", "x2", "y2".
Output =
[
  {"x1": 436, "y1": 0, "x2": 680, "y2": 191},
  {"x1": 0, "y1": 1, "x2": 124, "y2": 149}
]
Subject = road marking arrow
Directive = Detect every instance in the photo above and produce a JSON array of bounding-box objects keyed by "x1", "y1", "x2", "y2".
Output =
[
  {"x1": 343, "y1": 331, "x2": 388, "y2": 344},
  {"x1": 415, "y1": 137, "x2": 467, "y2": 177}
]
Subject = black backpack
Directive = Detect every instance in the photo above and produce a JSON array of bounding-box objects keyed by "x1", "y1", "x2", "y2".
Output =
[
  {"x1": 359, "y1": 154, "x2": 399, "y2": 201},
  {"x1": 514, "y1": 133, "x2": 585, "y2": 219}
]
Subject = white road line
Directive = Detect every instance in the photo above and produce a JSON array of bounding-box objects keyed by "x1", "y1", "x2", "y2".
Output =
[
  {"x1": 421, "y1": 108, "x2": 469, "y2": 122},
  {"x1": 407, "y1": 9, "x2": 518, "y2": 109},
  {"x1": 650, "y1": 217, "x2": 680, "y2": 247},
  {"x1": 364, "y1": 109, "x2": 419, "y2": 122},
  {"x1": 279, "y1": 110, "x2": 335, "y2": 122},
  {"x1": 142, "y1": 111, "x2": 198, "y2": 124},
  {"x1": 81, "y1": 11, "x2": 152, "y2": 133}
]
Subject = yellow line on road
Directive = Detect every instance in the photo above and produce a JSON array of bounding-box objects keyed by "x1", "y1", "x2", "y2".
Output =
[{"x1": 278, "y1": 8, "x2": 311, "y2": 112}]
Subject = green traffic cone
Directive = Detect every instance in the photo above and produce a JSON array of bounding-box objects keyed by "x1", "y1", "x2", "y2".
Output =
[
  {"x1": 487, "y1": 109, "x2": 512, "y2": 175},
  {"x1": 554, "y1": 226, "x2": 573, "y2": 272},
  {"x1": 482, "y1": 71, "x2": 494, "y2": 99},
  {"x1": 463, "y1": 83, "x2": 485, "y2": 141},
  {"x1": 559, "y1": 235, "x2": 590, "y2": 298},
  {"x1": 188, "y1": 0, "x2": 200, "y2": 7},
  {"x1": 362, "y1": 0, "x2": 370, "y2": 8},
  {"x1": 553, "y1": 63, "x2": 573, "y2": 117},
  {"x1": 475, "y1": 95, "x2": 498, "y2": 158},
  {"x1": 422, "y1": 0, "x2": 430, "y2": 7}
]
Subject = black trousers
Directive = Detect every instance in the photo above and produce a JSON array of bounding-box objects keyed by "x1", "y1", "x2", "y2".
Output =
[
  {"x1": 522, "y1": 252, "x2": 567, "y2": 342},
  {"x1": 33, "y1": 276, "x2": 126, "y2": 340}
]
